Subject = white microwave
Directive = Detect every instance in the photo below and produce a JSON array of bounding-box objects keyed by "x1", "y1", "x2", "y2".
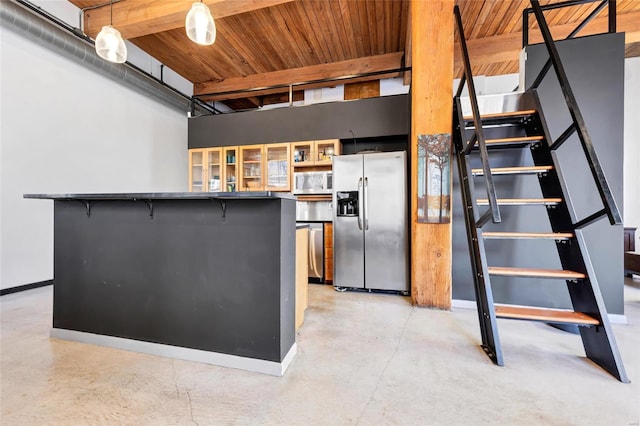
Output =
[{"x1": 293, "y1": 171, "x2": 332, "y2": 195}]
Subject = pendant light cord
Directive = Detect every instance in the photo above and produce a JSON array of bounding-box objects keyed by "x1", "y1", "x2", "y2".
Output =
[{"x1": 110, "y1": 0, "x2": 113, "y2": 25}]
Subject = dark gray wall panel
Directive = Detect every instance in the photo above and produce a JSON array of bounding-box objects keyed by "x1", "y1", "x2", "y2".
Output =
[
  {"x1": 452, "y1": 33, "x2": 625, "y2": 314},
  {"x1": 53, "y1": 198, "x2": 295, "y2": 362},
  {"x1": 189, "y1": 95, "x2": 410, "y2": 148}
]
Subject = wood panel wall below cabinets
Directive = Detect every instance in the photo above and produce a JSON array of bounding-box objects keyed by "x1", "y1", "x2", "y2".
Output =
[{"x1": 324, "y1": 222, "x2": 333, "y2": 283}]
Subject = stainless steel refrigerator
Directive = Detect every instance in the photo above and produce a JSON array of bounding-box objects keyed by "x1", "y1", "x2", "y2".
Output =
[{"x1": 332, "y1": 151, "x2": 408, "y2": 292}]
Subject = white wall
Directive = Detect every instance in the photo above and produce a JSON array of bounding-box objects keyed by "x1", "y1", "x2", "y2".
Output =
[
  {"x1": 0, "y1": 22, "x2": 188, "y2": 290},
  {"x1": 624, "y1": 57, "x2": 640, "y2": 230}
]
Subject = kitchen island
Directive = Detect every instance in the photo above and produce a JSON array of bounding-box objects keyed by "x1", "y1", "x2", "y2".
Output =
[{"x1": 24, "y1": 192, "x2": 297, "y2": 376}]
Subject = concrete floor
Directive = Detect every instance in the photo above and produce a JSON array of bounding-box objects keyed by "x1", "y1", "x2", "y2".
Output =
[{"x1": 2, "y1": 279, "x2": 639, "y2": 425}]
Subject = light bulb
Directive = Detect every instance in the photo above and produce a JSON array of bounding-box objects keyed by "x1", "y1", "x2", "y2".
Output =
[{"x1": 186, "y1": 2, "x2": 216, "y2": 46}]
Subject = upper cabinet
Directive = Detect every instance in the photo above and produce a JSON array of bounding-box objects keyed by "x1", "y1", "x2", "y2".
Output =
[
  {"x1": 239, "y1": 144, "x2": 264, "y2": 191},
  {"x1": 223, "y1": 146, "x2": 238, "y2": 192},
  {"x1": 189, "y1": 139, "x2": 340, "y2": 192},
  {"x1": 189, "y1": 149, "x2": 205, "y2": 192},
  {"x1": 265, "y1": 143, "x2": 291, "y2": 191},
  {"x1": 206, "y1": 148, "x2": 223, "y2": 192},
  {"x1": 292, "y1": 139, "x2": 341, "y2": 167},
  {"x1": 189, "y1": 148, "x2": 223, "y2": 192}
]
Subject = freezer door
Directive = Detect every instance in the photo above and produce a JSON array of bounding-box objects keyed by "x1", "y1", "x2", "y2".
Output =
[
  {"x1": 363, "y1": 152, "x2": 408, "y2": 291},
  {"x1": 333, "y1": 154, "x2": 365, "y2": 288}
]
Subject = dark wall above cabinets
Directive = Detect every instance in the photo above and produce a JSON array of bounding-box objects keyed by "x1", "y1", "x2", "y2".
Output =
[{"x1": 188, "y1": 94, "x2": 410, "y2": 149}]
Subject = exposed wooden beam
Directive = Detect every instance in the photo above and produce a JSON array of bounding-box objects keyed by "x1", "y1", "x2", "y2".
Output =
[
  {"x1": 194, "y1": 52, "x2": 404, "y2": 98},
  {"x1": 411, "y1": 0, "x2": 453, "y2": 309},
  {"x1": 403, "y1": 3, "x2": 412, "y2": 86},
  {"x1": 626, "y1": 42, "x2": 640, "y2": 58},
  {"x1": 455, "y1": 11, "x2": 640, "y2": 69},
  {"x1": 80, "y1": 0, "x2": 295, "y2": 40}
]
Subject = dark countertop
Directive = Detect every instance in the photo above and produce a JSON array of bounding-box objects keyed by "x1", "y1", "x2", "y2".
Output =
[{"x1": 24, "y1": 192, "x2": 297, "y2": 201}]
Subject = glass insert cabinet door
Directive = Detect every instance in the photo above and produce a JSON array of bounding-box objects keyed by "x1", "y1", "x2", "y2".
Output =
[
  {"x1": 189, "y1": 149, "x2": 205, "y2": 192},
  {"x1": 239, "y1": 145, "x2": 264, "y2": 191},
  {"x1": 206, "y1": 148, "x2": 222, "y2": 192},
  {"x1": 265, "y1": 143, "x2": 291, "y2": 191}
]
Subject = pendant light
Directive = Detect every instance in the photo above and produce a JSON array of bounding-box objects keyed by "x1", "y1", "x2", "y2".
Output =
[
  {"x1": 185, "y1": 1, "x2": 216, "y2": 46},
  {"x1": 95, "y1": 0, "x2": 127, "y2": 63}
]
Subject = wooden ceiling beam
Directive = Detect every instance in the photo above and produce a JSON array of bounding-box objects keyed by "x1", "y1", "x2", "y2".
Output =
[
  {"x1": 194, "y1": 52, "x2": 405, "y2": 98},
  {"x1": 456, "y1": 11, "x2": 640, "y2": 69},
  {"x1": 79, "y1": 0, "x2": 295, "y2": 40},
  {"x1": 403, "y1": 3, "x2": 412, "y2": 86}
]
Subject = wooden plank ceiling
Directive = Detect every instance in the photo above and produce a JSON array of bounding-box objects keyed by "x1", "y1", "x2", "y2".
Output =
[{"x1": 70, "y1": 0, "x2": 640, "y2": 110}]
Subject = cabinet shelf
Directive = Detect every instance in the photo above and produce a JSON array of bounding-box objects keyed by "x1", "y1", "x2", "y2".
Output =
[{"x1": 243, "y1": 176, "x2": 261, "y2": 179}]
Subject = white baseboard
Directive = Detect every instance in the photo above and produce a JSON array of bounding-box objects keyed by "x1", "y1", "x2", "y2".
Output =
[
  {"x1": 51, "y1": 328, "x2": 297, "y2": 376},
  {"x1": 451, "y1": 299, "x2": 627, "y2": 324}
]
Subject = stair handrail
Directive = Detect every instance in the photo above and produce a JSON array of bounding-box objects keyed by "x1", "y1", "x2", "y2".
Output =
[
  {"x1": 527, "y1": 0, "x2": 622, "y2": 226},
  {"x1": 453, "y1": 5, "x2": 501, "y2": 225}
]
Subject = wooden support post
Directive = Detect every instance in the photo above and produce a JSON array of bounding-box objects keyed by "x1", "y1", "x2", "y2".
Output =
[{"x1": 410, "y1": 0, "x2": 454, "y2": 309}]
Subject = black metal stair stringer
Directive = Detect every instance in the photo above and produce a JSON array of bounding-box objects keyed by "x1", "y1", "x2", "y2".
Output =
[
  {"x1": 524, "y1": 90, "x2": 629, "y2": 383},
  {"x1": 453, "y1": 98, "x2": 503, "y2": 366}
]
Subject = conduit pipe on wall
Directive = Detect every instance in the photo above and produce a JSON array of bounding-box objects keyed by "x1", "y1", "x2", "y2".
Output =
[{"x1": 1, "y1": 0, "x2": 212, "y2": 115}]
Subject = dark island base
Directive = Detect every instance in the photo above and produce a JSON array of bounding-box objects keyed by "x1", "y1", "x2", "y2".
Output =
[{"x1": 26, "y1": 193, "x2": 297, "y2": 376}]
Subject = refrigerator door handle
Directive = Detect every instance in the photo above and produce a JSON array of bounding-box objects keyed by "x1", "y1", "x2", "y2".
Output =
[
  {"x1": 364, "y1": 177, "x2": 369, "y2": 230},
  {"x1": 357, "y1": 177, "x2": 363, "y2": 230}
]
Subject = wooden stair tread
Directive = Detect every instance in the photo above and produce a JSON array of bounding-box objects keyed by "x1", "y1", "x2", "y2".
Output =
[
  {"x1": 463, "y1": 110, "x2": 537, "y2": 120},
  {"x1": 482, "y1": 232, "x2": 573, "y2": 240},
  {"x1": 488, "y1": 266, "x2": 586, "y2": 279},
  {"x1": 472, "y1": 165, "x2": 552, "y2": 175},
  {"x1": 485, "y1": 136, "x2": 544, "y2": 145},
  {"x1": 477, "y1": 198, "x2": 562, "y2": 206},
  {"x1": 495, "y1": 305, "x2": 599, "y2": 325}
]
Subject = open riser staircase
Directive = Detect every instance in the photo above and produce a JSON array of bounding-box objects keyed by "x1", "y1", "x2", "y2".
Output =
[{"x1": 452, "y1": 0, "x2": 628, "y2": 382}]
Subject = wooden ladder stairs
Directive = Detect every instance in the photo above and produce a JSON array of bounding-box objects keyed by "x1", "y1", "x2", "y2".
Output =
[{"x1": 452, "y1": 96, "x2": 628, "y2": 382}]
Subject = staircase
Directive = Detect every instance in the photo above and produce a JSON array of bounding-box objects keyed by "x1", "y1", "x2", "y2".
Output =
[{"x1": 452, "y1": 1, "x2": 628, "y2": 382}]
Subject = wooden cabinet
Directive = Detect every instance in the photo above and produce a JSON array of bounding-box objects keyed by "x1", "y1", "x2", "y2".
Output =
[
  {"x1": 190, "y1": 139, "x2": 339, "y2": 192},
  {"x1": 189, "y1": 149, "x2": 205, "y2": 192},
  {"x1": 223, "y1": 146, "x2": 238, "y2": 192},
  {"x1": 324, "y1": 222, "x2": 333, "y2": 283},
  {"x1": 315, "y1": 139, "x2": 341, "y2": 165},
  {"x1": 189, "y1": 148, "x2": 223, "y2": 192},
  {"x1": 265, "y1": 143, "x2": 291, "y2": 191},
  {"x1": 292, "y1": 139, "x2": 341, "y2": 167},
  {"x1": 206, "y1": 148, "x2": 223, "y2": 191},
  {"x1": 239, "y1": 145, "x2": 264, "y2": 191}
]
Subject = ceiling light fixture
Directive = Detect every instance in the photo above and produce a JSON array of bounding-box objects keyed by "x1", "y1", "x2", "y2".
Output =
[
  {"x1": 95, "y1": 0, "x2": 127, "y2": 63},
  {"x1": 186, "y1": 1, "x2": 216, "y2": 46}
]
